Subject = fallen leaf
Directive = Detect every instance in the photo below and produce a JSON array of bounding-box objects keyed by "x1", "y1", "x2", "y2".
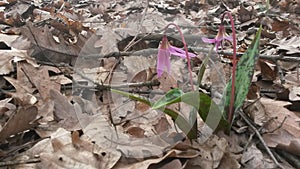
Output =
[
  {"x1": 0, "y1": 106, "x2": 38, "y2": 143},
  {"x1": 21, "y1": 63, "x2": 61, "y2": 100},
  {"x1": 241, "y1": 144, "x2": 277, "y2": 169},
  {"x1": 4, "y1": 76, "x2": 37, "y2": 105},
  {"x1": 270, "y1": 36, "x2": 300, "y2": 54},
  {"x1": 261, "y1": 97, "x2": 300, "y2": 155},
  {"x1": 50, "y1": 89, "x2": 92, "y2": 131}
]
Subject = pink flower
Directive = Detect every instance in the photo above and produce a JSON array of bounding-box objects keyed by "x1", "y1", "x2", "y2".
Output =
[
  {"x1": 157, "y1": 35, "x2": 196, "y2": 77},
  {"x1": 202, "y1": 25, "x2": 232, "y2": 52}
]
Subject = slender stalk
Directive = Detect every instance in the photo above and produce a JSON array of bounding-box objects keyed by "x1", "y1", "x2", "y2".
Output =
[
  {"x1": 163, "y1": 23, "x2": 194, "y2": 91},
  {"x1": 222, "y1": 12, "x2": 237, "y2": 124}
]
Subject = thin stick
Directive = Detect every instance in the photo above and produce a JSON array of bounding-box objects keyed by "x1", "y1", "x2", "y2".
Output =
[
  {"x1": 123, "y1": 0, "x2": 150, "y2": 52},
  {"x1": 238, "y1": 110, "x2": 283, "y2": 168},
  {"x1": 0, "y1": 158, "x2": 40, "y2": 167}
]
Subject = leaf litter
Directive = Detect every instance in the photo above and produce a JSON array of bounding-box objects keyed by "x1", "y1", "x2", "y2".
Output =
[{"x1": 0, "y1": 0, "x2": 299, "y2": 168}]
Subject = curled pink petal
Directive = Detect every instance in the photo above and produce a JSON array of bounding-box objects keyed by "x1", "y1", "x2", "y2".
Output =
[
  {"x1": 202, "y1": 37, "x2": 216, "y2": 44},
  {"x1": 169, "y1": 46, "x2": 196, "y2": 58}
]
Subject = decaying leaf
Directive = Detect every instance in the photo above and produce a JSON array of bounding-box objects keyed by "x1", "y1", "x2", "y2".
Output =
[
  {"x1": 94, "y1": 27, "x2": 122, "y2": 55},
  {"x1": 261, "y1": 98, "x2": 300, "y2": 155},
  {"x1": 21, "y1": 63, "x2": 61, "y2": 100},
  {"x1": 270, "y1": 36, "x2": 300, "y2": 54},
  {"x1": 50, "y1": 89, "x2": 93, "y2": 131},
  {"x1": 4, "y1": 76, "x2": 37, "y2": 105},
  {"x1": 12, "y1": 22, "x2": 91, "y2": 64},
  {"x1": 0, "y1": 106, "x2": 38, "y2": 143},
  {"x1": 241, "y1": 144, "x2": 278, "y2": 169}
]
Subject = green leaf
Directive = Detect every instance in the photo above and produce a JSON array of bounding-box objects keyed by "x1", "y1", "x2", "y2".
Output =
[
  {"x1": 152, "y1": 88, "x2": 183, "y2": 109},
  {"x1": 181, "y1": 92, "x2": 230, "y2": 131},
  {"x1": 152, "y1": 89, "x2": 229, "y2": 131},
  {"x1": 223, "y1": 26, "x2": 262, "y2": 116},
  {"x1": 111, "y1": 89, "x2": 197, "y2": 139}
]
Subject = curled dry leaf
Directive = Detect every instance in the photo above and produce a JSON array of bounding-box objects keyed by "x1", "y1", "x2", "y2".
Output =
[
  {"x1": 0, "y1": 98, "x2": 15, "y2": 116},
  {"x1": 0, "y1": 50, "x2": 18, "y2": 75}
]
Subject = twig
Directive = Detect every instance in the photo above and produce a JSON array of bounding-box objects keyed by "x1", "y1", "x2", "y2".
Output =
[
  {"x1": 79, "y1": 47, "x2": 300, "y2": 63},
  {"x1": 238, "y1": 109, "x2": 284, "y2": 168},
  {"x1": 0, "y1": 158, "x2": 40, "y2": 167},
  {"x1": 263, "y1": 116, "x2": 287, "y2": 134},
  {"x1": 275, "y1": 61, "x2": 285, "y2": 84},
  {"x1": 123, "y1": 0, "x2": 150, "y2": 52}
]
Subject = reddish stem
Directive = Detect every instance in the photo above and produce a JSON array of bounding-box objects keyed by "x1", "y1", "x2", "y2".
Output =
[
  {"x1": 164, "y1": 23, "x2": 194, "y2": 91},
  {"x1": 222, "y1": 12, "x2": 237, "y2": 124}
]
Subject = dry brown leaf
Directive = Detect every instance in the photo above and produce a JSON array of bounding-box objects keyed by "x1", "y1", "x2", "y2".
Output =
[
  {"x1": 21, "y1": 63, "x2": 61, "y2": 100},
  {"x1": 0, "y1": 98, "x2": 15, "y2": 116},
  {"x1": 50, "y1": 89, "x2": 92, "y2": 131},
  {"x1": 94, "y1": 27, "x2": 122, "y2": 55},
  {"x1": 258, "y1": 60, "x2": 277, "y2": 81},
  {"x1": 83, "y1": 113, "x2": 170, "y2": 159},
  {"x1": 27, "y1": 128, "x2": 112, "y2": 169},
  {"x1": 0, "y1": 106, "x2": 38, "y2": 143},
  {"x1": 270, "y1": 36, "x2": 300, "y2": 54},
  {"x1": 241, "y1": 144, "x2": 277, "y2": 169},
  {"x1": 4, "y1": 76, "x2": 37, "y2": 105},
  {"x1": 244, "y1": 100, "x2": 268, "y2": 126},
  {"x1": 261, "y1": 97, "x2": 300, "y2": 155},
  {"x1": 0, "y1": 34, "x2": 19, "y2": 47},
  {"x1": 0, "y1": 50, "x2": 16, "y2": 75},
  {"x1": 12, "y1": 22, "x2": 90, "y2": 64}
]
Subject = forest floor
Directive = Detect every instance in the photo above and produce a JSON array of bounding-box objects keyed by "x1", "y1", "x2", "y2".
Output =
[{"x1": 0, "y1": 0, "x2": 299, "y2": 168}]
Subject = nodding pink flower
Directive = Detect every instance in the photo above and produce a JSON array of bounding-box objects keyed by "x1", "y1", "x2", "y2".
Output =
[
  {"x1": 202, "y1": 25, "x2": 232, "y2": 52},
  {"x1": 157, "y1": 35, "x2": 196, "y2": 77}
]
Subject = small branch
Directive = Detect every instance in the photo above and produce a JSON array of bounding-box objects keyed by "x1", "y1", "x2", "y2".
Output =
[
  {"x1": 238, "y1": 110, "x2": 284, "y2": 168},
  {"x1": 123, "y1": 0, "x2": 150, "y2": 51},
  {"x1": 73, "y1": 79, "x2": 160, "y2": 90},
  {"x1": 79, "y1": 47, "x2": 300, "y2": 63},
  {"x1": 0, "y1": 158, "x2": 40, "y2": 167}
]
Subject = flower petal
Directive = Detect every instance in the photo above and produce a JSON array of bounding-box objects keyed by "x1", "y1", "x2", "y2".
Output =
[
  {"x1": 224, "y1": 36, "x2": 233, "y2": 41},
  {"x1": 157, "y1": 49, "x2": 170, "y2": 77},
  {"x1": 202, "y1": 37, "x2": 216, "y2": 44},
  {"x1": 169, "y1": 46, "x2": 196, "y2": 58}
]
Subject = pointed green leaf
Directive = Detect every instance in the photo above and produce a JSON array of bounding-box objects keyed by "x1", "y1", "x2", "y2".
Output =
[
  {"x1": 152, "y1": 88, "x2": 184, "y2": 109},
  {"x1": 181, "y1": 92, "x2": 230, "y2": 131},
  {"x1": 152, "y1": 89, "x2": 229, "y2": 131},
  {"x1": 223, "y1": 25, "x2": 262, "y2": 116}
]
